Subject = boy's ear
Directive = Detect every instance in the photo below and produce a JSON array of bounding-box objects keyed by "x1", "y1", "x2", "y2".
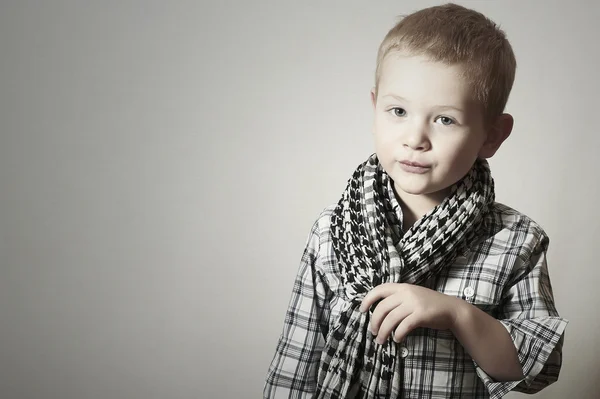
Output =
[
  {"x1": 370, "y1": 88, "x2": 378, "y2": 136},
  {"x1": 370, "y1": 88, "x2": 377, "y2": 109},
  {"x1": 479, "y1": 113, "x2": 514, "y2": 159}
]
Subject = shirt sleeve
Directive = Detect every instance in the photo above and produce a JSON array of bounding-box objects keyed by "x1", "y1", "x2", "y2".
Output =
[
  {"x1": 263, "y1": 217, "x2": 331, "y2": 399},
  {"x1": 475, "y1": 233, "x2": 568, "y2": 397}
]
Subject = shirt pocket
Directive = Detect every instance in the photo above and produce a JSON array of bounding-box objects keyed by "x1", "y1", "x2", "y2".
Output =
[{"x1": 432, "y1": 253, "x2": 511, "y2": 316}]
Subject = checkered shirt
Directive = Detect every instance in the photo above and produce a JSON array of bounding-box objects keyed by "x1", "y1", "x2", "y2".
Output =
[{"x1": 264, "y1": 201, "x2": 567, "y2": 398}]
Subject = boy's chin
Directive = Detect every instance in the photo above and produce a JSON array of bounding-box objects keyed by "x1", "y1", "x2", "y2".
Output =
[{"x1": 394, "y1": 182, "x2": 452, "y2": 199}]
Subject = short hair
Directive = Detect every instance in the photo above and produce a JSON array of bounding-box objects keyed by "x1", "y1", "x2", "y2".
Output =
[{"x1": 374, "y1": 3, "x2": 516, "y2": 124}]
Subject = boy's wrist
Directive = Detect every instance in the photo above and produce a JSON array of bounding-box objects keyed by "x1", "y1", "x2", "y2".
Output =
[{"x1": 449, "y1": 297, "x2": 472, "y2": 334}]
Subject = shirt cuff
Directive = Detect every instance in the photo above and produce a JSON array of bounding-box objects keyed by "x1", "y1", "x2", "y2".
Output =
[{"x1": 474, "y1": 316, "x2": 568, "y2": 398}]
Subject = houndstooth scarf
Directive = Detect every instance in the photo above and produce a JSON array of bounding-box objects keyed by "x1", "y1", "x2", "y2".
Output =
[{"x1": 315, "y1": 153, "x2": 495, "y2": 398}]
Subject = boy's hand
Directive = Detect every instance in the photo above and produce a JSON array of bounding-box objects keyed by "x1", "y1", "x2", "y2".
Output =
[{"x1": 359, "y1": 283, "x2": 462, "y2": 345}]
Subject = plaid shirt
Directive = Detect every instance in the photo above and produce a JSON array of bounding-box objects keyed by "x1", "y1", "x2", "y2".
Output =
[{"x1": 264, "y1": 200, "x2": 568, "y2": 398}]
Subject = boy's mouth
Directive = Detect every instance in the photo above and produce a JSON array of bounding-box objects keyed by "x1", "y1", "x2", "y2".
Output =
[
  {"x1": 399, "y1": 160, "x2": 431, "y2": 174},
  {"x1": 400, "y1": 160, "x2": 430, "y2": 168}
]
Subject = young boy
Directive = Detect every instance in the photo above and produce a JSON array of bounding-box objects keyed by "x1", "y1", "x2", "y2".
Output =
[{"x1": 264, "y1": 3, "x2": 567, "y2": 398}]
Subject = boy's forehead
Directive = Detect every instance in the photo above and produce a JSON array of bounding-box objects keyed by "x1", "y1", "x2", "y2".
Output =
[{"x1": 379, "y1": 51, "x2": 476, "y2": 105}]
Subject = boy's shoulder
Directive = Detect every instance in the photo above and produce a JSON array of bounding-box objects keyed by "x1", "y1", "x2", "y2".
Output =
[
  {"x1": 488, "y1": 202, "x2": 547, "y2": 233},
  {"x1": 484, "y1": 201, "x2": 550, "y2": 250},
  {"x1": 312, "y1": 204, "x2": 337, "y2": 234}
]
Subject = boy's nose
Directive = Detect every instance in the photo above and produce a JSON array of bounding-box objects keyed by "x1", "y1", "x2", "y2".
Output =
[{"x1": 402, "y1": 122, "x2": 431, "y2": 151}]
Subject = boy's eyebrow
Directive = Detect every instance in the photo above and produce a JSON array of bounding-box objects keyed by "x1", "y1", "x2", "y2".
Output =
[
  {"x1": 433, "y1": 105, "x2": 466, "y2": 113},
  {"x1": 382, "y1": 94, "x2": 409, "y2": 102},
  {"x1": 381, "y1": 94, "x2": 465, "y2": 113}
]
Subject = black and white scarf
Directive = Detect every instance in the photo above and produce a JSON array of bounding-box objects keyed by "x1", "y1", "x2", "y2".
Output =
[{"x1": 316, "y1": 153, "x2": 495, "y2": 398}]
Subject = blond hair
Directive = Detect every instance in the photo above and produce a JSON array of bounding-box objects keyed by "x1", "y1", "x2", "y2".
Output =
[{"x1": 375, "y1": 3, "x2": 516, "y2": 123}]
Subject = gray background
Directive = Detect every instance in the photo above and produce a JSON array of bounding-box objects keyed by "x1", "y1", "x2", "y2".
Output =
[{"x1": 1, "y1": 0, "x2": 598, "y2": 398}]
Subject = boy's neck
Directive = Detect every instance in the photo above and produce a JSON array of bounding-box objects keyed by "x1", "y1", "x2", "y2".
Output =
[{"x1": 393, "y1": 184, "x2": 450, "y2": 231}]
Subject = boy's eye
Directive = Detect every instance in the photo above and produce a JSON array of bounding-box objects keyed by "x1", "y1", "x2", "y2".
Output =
[
  {"x1": 435, "y1": 116, "x2": 455, "y2": 126},
  {"x1": 391, "y1": 107, "x2": 406, "y2": 117}
]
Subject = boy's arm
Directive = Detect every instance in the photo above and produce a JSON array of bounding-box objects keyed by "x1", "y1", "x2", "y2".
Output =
[
  {"x1": 451, "y1": 300, "x2": 524, "y2": 380},
  {"x1": 263, "y1": 218, "x2": 331, "y2": 399},
  {"x1": 455, "y1": 234, "x2": 568, "y2": 397}
]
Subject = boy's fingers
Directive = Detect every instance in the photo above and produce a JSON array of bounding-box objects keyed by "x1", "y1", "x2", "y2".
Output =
[
  {"x1": 359, "y1": 283, "x2": 402, "y2": 312},
  {"x1": 369, "y1": 296, "x2": 403, "y2": 335},
  {"x1": 376, "y1": 305, "x2": 411, "y2": 344},
  {"x1": 393, "y1": 313, "x2": 419, "y2": 343}
]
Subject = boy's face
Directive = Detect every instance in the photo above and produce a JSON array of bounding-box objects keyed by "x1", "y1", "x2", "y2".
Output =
[{"x1": 371, "y1": 51, "x2": 500, "y2": 203}]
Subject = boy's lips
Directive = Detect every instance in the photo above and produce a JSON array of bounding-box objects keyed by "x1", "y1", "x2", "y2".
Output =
[
  {"x1": 398, "y1": 160, "x2": 431, "y2": 174},
  {"x1": 400, "y1": 160, "x2": 430, "y2": 168}
]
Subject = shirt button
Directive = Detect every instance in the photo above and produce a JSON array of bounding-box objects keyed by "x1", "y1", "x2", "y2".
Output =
[
  {"x1": 400, "y1": 346, "x2": 409, "y2": 358},
  {"x1": 463, "y1": 286, "x2": 475, "y2": 299}
]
